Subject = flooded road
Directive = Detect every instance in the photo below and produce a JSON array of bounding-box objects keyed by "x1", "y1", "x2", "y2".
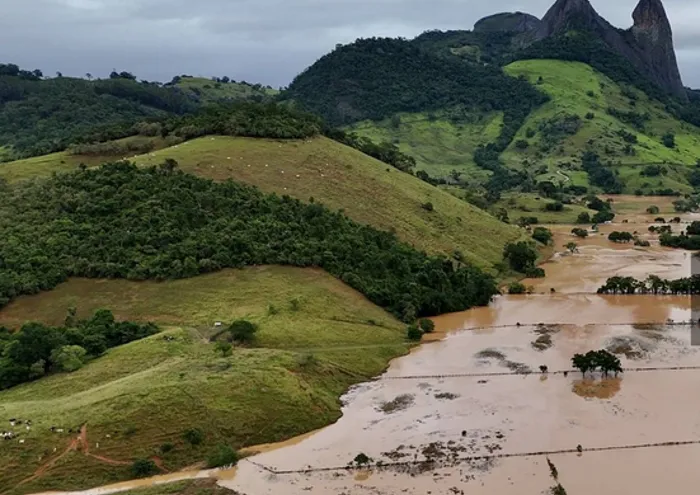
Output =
[{"x1": 34, "y1": 203, "x2": 700, "y2": 495}]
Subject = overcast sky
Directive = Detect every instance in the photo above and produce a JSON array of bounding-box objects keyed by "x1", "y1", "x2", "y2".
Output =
[{"x1": 2, "y1": 0, "x2": 700, "y2": 88}]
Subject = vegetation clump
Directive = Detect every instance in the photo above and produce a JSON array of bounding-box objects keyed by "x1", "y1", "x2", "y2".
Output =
[
  {"x1": 571, "y1": 350, "x2": 623, "y2": 377},
  {"x1": 608, "y1": 231, "x2": 634, "y2": 243},
  {"x1": 206, "y1": 444, "x2": 239, "y2": 468},
  {"x1": 507, "y1": 282, "x2": 527, "y2": 295},
  {"x1": 0, "y1": 309, "x2": 157, "y2": 389},
  {"x1": 571, "y1": 228, "x2": 588, "y2": 238}
]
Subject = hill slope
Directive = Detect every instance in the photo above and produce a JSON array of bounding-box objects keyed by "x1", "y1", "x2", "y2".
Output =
[
  {"x1": 0, "y1": 136, "x2": 524, "y2": 270},
  {"x1": 349, "y1": 110, "x2": 503, "y2": 178},
  {"x1": 173, "y1": 76, "x2": 278, "y2": 103},
  {"x1": 0, "y1": 267, "x2": 407, "y2": 493},
  {"x1": 129, "y1": 136, "x2": 524, "y2": 269},
  {"x1": 0, "y1": 68, "x2": 197, "y2": 159},
  {"x1": 502, "y1": 60, "x2": 700, "y2": 194}
]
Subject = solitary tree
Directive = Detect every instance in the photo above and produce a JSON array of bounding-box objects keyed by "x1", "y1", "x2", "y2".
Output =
[
  {"x1": 565, "y1": 242, "x2": 579, "y2": 254},
  {"x1": 228, "y1": 320, "x2": 258, "y2": 344}
]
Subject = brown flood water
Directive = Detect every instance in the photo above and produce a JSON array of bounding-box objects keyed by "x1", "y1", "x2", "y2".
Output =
[{"x1": 33, "y1": 211, "x2": 700, "y2": 495}]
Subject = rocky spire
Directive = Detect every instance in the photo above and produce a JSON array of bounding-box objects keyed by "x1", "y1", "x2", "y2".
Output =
[
  {"x1": 630, "y1": 0, "x2": 684, "y2": 96},
  {"x1": 530, "y1": 0, "x2": 685, "y2": 98},
  {"x1": 633, "y1": 0, "x2": 672, "y2": 32},
  {"x1": 536, "y1": 0, "x2": 610, "y2": 38}
]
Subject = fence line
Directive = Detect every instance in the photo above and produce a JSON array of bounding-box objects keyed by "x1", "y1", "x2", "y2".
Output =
[
  {"x1": 377, "y1": 365, "x2": 700, "y2": 381},
  {"x1": 245, "y1": 439, "x2": 700, "y2": 475}
]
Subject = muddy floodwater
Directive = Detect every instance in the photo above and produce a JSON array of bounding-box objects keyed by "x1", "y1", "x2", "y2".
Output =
[
  {"x1": 35, "y1": 208, "x2": 700, "y2": 495},
  {"x1": 223, "y1": 218, "x2": 700, "y2": 495}
]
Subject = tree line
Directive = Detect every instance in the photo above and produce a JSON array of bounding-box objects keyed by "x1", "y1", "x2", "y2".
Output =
[
  {"x1": 0, "y1": 162, "x2": 499, "y2": 322},
  {"x1": 0, "y1": 309, "x2": 157, "y2": 390},
  {"x1": 597, "y1": 275, "x2": 700, "y2": 295}
]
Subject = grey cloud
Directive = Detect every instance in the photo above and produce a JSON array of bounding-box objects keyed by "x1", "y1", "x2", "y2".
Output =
[{"x1": 0, "y1": 0, "x2": 699, "y2": 87}]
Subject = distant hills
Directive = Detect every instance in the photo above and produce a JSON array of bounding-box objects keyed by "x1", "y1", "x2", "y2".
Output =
[
  {"x1": 285, "y1": 0, "x2": 700, "y2": 195},
  {"x1": 2, "y1": 0, "x2": 700, "y2": 197}
]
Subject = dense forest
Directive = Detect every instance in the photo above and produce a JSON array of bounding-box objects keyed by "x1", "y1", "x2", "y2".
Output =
[
  {"x1": 284, "y1": 37, "x2": 548, "y2": 127},
  {"x1": 160, "y1": 102, "x2": 323, "y2": 140},
  {"x1": 0, "y1": 309, "x2": 158, "y2": 390},
  {"x1": 0, "y1": 162, "x2": 498, "y2": 321},
  {"x1": 0, "y1": 64, "x2": 198, "y2": 158}
]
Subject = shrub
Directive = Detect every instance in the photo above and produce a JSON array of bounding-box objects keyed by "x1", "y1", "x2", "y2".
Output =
[
  {"x1": 228, "y1": 320, "x2": 258, "y2": 344},
  {"x1": 183, "y1": 428, "x2": 204, "y2": 446},
  {"x1": 576, "y1": 212, "x2": 591, "y2": 224},
  {"x1": 662, "y1": 132, "x2": 676, "y2": 148},
  {"x1": 407, "y1": 325, "x2": 423, "y2": 341},
  {"x1": 418, "y1": 319, "x2": 435, "y2": 334},
  {"x1": 207, "y1": 444, "x2": 239, "y2": 468},
  {"x1": 421, "y1": 202, "x2": 434, "y2": 212},
  {"x1": 508, "y1": 282, "x2": 527, "y2": 295},
  {"x1": 215, "y1": 341, "x2": 232, "y2": 357},
  {"x1": 585, "y1": 112, "x2": 595, "y2": 120},
  {"x1": 571, "y1": 228, "x2": 588, "y2": 238},
  {"x1": 646, "y1": 205, "x2": 660, "y2": 214},
  {"x1": 515, "y1": 140, "x2": 529, "y2": 150},
  {"x1": 503, "y1": 242, "x2": 538, "y2": 273},
  {"x1": 544, "y1": 202, "x2": 564, "y2": 212},
  {"x1": 160, "y1": 443, "x2": 174, "y2": 454},
  {"x1": 132, "y1": 459, "x2": 158, "y2": 478},
  {"x1": 525, "y1": 267, "x2": 546, "y2": 278},
  {"x1": 532, "y1": 227, "x2": 553, "y2": 245}
]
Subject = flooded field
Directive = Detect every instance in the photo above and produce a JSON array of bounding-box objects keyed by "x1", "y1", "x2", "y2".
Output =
[
  {"x1": 32, "y1": 201, "x2": 700, "y2": 495},
  {"x1": 221, "y1": 206, "x2": 700, "y2": 495}
]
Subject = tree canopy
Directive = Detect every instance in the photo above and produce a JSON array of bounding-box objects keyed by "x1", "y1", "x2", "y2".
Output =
[
  {"x1": 0, "y1": 309, "x2": 157, "y2": 389},
  {"x1": 0, "y1": 162, "x2": 498, "y2": 322}
]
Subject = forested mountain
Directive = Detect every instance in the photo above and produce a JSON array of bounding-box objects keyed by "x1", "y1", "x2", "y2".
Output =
[
  {"x1": 0, "y1": 64, "x2": 201, "y2": 159},
  {"x1": 285, "y1": 0, "x2": 700, "y2": 197}
]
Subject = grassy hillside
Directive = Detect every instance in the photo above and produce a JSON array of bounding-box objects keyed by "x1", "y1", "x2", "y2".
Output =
[
  {"x1": 0, "y1": 135, "x2": 168, "y2": 183},
  {"x1": 0, "y1": 267, "x2": 408, "y2": 494},
  {"x1": 128, "y1": 136, "x2": 522, "y2": 269},
  {"x1": 174, "y1": 77, "x2": 278, "y2": 103},
  {"x1": 502, "y1": 60, "x2": 700, "y2": 193},
  {"x1": 0, "y1": 136, "x2": 523, "y2": 270},
  {"x1": 349, "y1": 111, "x2": 503, "y2": 178}
]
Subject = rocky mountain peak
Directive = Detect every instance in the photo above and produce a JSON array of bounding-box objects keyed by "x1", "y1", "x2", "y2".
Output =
[
  {"x1": 531, "y1": 0, "x2": 684, "y2": 98},
  {"x1": 473, "y1": 12, "x2": 541, "y2": 33},
  {"x1": 633, "y1": 0, "x2": 672, "y2": 31},
  {"x1": 630, "y1": 0, "x2": 683, "y2": 95}
]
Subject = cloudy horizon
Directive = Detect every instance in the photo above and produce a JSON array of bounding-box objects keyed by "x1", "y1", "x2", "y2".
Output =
[{"x1": 2, "y1": 0, "x2": 700, "y2": 88}]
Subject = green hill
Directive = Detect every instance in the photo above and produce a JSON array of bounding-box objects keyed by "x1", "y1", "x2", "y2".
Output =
[
  {"x1": 502, "y1": 60, "x2": 700, "y2": 194},
  {"x1": 349, "y1": 110, "x2": 503, "y2": 178},
  {"x1": 173, "y1": 76, "x2": 278, "y2": 103},
  {"x1": 0, "y1": 65, "x2": 198, "y2": 160},
  {"x1": 0, "y1": 135, "x2": 524, "y2": 271},
  {"x1": 0, "y1": 267, "x2": 408, "y2": 493},
  {"x1": 128, "y1": 136, "x2": 524, "y2": 269}
]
